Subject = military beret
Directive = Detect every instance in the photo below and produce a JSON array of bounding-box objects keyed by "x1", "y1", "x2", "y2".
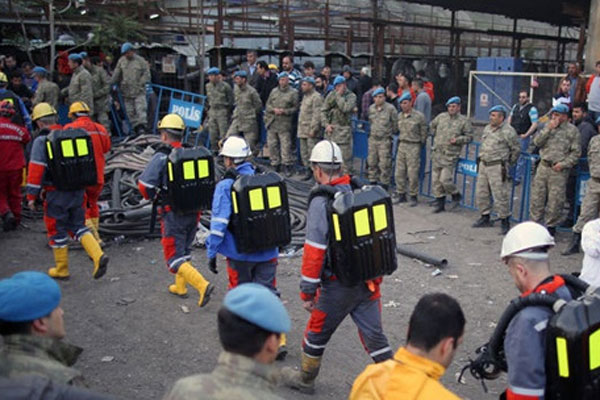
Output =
[
  {"x1": 32, "y1": 66, "x2": 48, "y2": 75},
  {"x1": 372, "y1": 87, "x2": 385, "y2": 97},
  {"x1": 302, "y1": 76, "x2": 316, "y2": 85},
  {"x1": 224, "y1": 283, "x2": 290, "y2": 334},
  {"x1": 79, "y1": 51, "x2": 88, "y2": 59},
  {"x1": 277, "y1": 71, "x2": 289, "y2": 80},
  {"x1": 551, "y1": 104, "x2": 569, "y2": 114},
  {"x1": 206, "y1": 67, "x2": 220, "y2": 75},
  {"x1": 445, "y1": 96, "x2": 461, "y2": 106},
  {"x1": 68, "y1": 53, "x2": 82, "y2": 62},
  {"x1": 398, "y1": 91, "x2": 412, "y2": 103},
  {"x1": 0, "y1": 271, "x2": 61, "y2": 322},
  {"x1": 489, "y1": 105, "x2": 508, "y2": 115},
  {"x1": 121, "y1": 42, "x2": 133, "y2": 54},
  {"x1": 234, "y1": 70, "x2": 248, "y2": 78},
  {"x1": 333, "y1": 75, "x2": 346, "y2": 87}
]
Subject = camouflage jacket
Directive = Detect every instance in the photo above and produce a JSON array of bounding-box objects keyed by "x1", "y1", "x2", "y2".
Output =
[
  {"x1": 231, "y1": 84, "x2": 262, "y2": 127},
  {"x1": 88, "y1": 65, "x2": 110, "y2": 102},
  {"x1": 533, "y1": 121, "x2": 581, "y2": 168},
  {"x1": 206, "y1": 81, "x2": 234, "y2": 114},
  {"x1": 322, "y1": 89, "x2": 356, "y2": 128},
  {"x1": 265, "y1": 85, "x2": 299, "y2": 131},
  {"x1": 163, "y1": 351, "x2": 284, "y2": 400},
  {"x1": 298, "y1": 89, "x2": 323, "y2": 138},
  {"x1": 66, "y1": 65, "x2": 94, "y2": 113},
  {"x1": 0, "y1": 335, "x2": 85, "y2": 386},
  {"x1": 588, "y1": 135, "x2": 600, "y2": 178},
  {"x1": 430, "y1": 112, "x2": 473, "y2": 160},
  {"x1": 32, "y1": 80, "x2": 59, "y2": 109},
  {"x1": 110, "y1": 54, "x2": 150, "y2": 98},
  {"x1": 398, "y1": 109, "x2": 427, "y2": 143},
  {"x1": 479, "y1": 122, "x2": 521, "y2": 165},
  {"x1": 368, "y1": 102, "x2": 398, "y2": 140}
]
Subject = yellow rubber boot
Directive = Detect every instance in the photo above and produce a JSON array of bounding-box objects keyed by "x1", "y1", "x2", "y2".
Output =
[
  {"x1": 168, "y1": 273, "x2": 188, "y2": 298},
  {"x1": 80, "y1": 232, "x2": 109, "y2": 279},
  {"x1": 48, "y1": 247, "x2": 70, "y2": 279},
  {"x1": 277, "y1": 333, "x2": 288, "y2": 361},
  {"x1": 85, "y1": 218, "x2": 103, "y2": 246},
  {"x1": 177, "y1": 262, "x2": 214, "y2": 307}
]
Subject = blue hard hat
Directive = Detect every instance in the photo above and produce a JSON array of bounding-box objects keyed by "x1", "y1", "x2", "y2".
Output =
[
  {"x1": 68, "y1": 53, "x2": 82, "y2": 62},
  {"x1": 223, "y1": 283, "x2": 290, "y2": 334},
  {"x1": 0, "y1": 271, "x2": 61, "y2": 322},
  {"x1": 302, "y1": 76, "x2": 316, "y2": 85},
  {"x1": 372, "y1": 87, "x2": 385, "y2": 97},
  {"x1": 32, "y1": 66, "x2": 48, "y2": 75},
  {"x1": 207, "y1": 67, "x2": 220, "y2": 75},
  {"x1": 551, "y1": 104, "x2": 569, "y2": 114},
  {"x1": 121, "y1": 42, "x2": 133, "y2": 54},
  {"x1": 79, "y1": 51, "x2": 88, "y2": 59},
  {"x1": 398, "y1": 91, "x2": 412, "y2": 103},
  {"x1": 489, "y1": 105, "x2": 507, "y2": 115},
  {"x1": 234, "y1": 70, "x2": 248, "y2": 78},
  {"x1": 333, "y1": 75, "x2": 346, "y2": 87},
  {"x1": 445, "y1": 96, "x2": 461, "y2": 106},
  {"x1": 277, "y1": 71, "x2": 289, "y2": 80}
]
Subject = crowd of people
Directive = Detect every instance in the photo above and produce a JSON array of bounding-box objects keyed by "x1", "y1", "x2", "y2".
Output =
[{"x1": 1, "y1": 45, "x2": 600, "y2": 400}]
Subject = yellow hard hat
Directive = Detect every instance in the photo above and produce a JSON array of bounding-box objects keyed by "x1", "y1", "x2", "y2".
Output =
[
  {"x1": 268, "y1": 64, "x2": 278, "y2": 71},
  {"x1": 68, "y1": 101, "x2": 91, "y2": 118},
  {"x1": 31, "y1": 103, "x2": 57, "y2": 121},
  {"x1": 0, "y1": 72, "x2": 7, "y2": 83},
  {"x1": 157, "y1": 113, "x2": 185, "y2": 132}
]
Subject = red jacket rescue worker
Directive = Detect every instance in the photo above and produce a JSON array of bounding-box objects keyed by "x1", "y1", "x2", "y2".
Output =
[
  {"x1": 138, "y1": 114, "x2": 214, "y2": 307},
  {"x1": 26, "y1": 103, "x2": 108, "y2": 280},
  {"x1": 0, "y1": 100, "x2": 30, "y2": 231},
  {"x1": 63, "y1": 101, "x2": 111, "y2": 245}
]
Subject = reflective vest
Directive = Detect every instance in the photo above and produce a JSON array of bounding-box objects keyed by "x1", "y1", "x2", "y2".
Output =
[
  {"x1": 166, "y1": 146, "x2": 215, "y2": 213},
  {"x1": 45, "y1": 128, "x2": 97, "y2": 190},
  {"x1": 229, "y1": 170, "x2": 291, "y2": 252}
]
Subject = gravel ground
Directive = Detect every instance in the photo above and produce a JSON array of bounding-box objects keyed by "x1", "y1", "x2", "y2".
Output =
[{"x1": 0, "y1": 198, "x2": 583, "y2": 400}]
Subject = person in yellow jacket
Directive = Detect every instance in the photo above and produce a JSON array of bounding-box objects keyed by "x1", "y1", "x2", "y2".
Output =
[{"x1": 349, "y1": 293, "x2": 465, "y2": 400}]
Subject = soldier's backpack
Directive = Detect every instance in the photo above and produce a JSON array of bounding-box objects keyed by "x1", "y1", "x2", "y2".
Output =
[
  {"x1": 228, "y1": 169, "x2": 291, "y2": 252},
  {"x1": 45, "y1": 128, "x2": 97, "y2": 190},
  {"x1": 166, "y1": 146, "x2": 215, "y2": 213}
]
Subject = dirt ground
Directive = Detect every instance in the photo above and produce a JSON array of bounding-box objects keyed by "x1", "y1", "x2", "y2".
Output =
[{"x1": 0, "y1": 197, "x2": 583, "y2": 400}]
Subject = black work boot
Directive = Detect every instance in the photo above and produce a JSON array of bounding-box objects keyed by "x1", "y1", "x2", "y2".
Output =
[
  {"x1": 432, "y1": 197, "x2": 445, "y2": 213},
  {"x1": 395, "y1": 193, "x2": 407, "y2": 204},
  {"x1": 302, "y1": 168, "x2": 313, "y2": 181},
  {"x1": 409, "y1": 195, "x2": 418, "y2": 207},
  {"x1": 284, "y1": 165, "x2": 294, "y2": 178},
  {"x1": 2, "y1": 211, "x2": 16, "y2": 232},
  {"x1": 449, "y1": 192, "x2": 462, "y2": 210},
  {"x1": 472, "y1": 214, "x2": 492, "y2": 228},
  {"x1": 562, "y1": 232, "x2": 581, "y2": 255},
  {"x1": 547, "y1": 226, "x2": 556, "y2": 237},
  {"x1": 274, "y1": 165, "x2": 281, "y2": 173},
  {"x1": 500, "y1": 217, "x2": 510, "y2": 235}
]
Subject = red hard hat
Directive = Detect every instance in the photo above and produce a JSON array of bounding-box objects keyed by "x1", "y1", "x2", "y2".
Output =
[{"x1": 0, "y1": 100, "x2": 15, "y2": 116}]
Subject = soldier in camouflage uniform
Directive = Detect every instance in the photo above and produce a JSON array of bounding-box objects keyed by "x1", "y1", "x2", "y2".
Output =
[
  {"x1": 367, "y1": 87, "x2": 397, "y2": 189},
  {"x1": 298, "y1": 76, "x2": 323, "y2": 180},
  {"x1": 227, "y1": 70, "x2": 263, "y2": 157},
  {"x1": 563, "y1": 120, "x2": 600, "y2": 254},
  {"x1": 394, "y1": 91, "x2": 427, "y2": 206},
  {"x1": 473, "y1": 105, "x2": 520, "y2": 234},
  {"x1": 32, "y1": 67, "x2": 59, "y2": 110},
  {"x1": 529, "y1": 104, "x2": 581, "y2": 236},
  {"x1": 110, "y1": 42, "x2": 151, "y2": 135},
  {"x1": 430, "y1": 96, "x2": 473, "y2": 213},
  {"x1": 164, "y1": 284, "x2": 290, "y2": 400},
  {"x1": 322, "y1": 76, "x2": 357, "y2": 174},
  {"x1": 265, "y1": 72, "x2": 299, "y2": 176},
  {"x1": 82, "y1": 53, "x2": 110, "y2": 128},
  {"x1": 62, "y1": 53, "x2": 94, "y2": 115},
  {"x1": 205, "y1": 67, "x2": 233, "y2": 153},
  {"x1": 0, "y1": 271, "x2": 85, "y2": 386}
]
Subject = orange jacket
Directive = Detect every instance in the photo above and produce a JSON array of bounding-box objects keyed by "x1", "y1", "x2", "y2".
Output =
[
  {"x1": 349, "y1": 347, "x2": 460, "y2": 400},
  {"x1": 63, "y1": 117, "x2": 111, "y2": 184}
]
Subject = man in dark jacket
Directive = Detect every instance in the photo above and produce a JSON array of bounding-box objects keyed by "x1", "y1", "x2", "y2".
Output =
[{"x1": 255, "y1": 61, "x2": 277, "y2": 106}]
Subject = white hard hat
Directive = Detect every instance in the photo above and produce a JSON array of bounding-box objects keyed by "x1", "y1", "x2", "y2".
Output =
[
  {"x1": 220, "y1": 136, "x2": 251, "y2": 158},
  {"x1": 309, "y1": 140, "x2": 343, "y2": 164},
  {"x1": 500, "y1": 221, "x2": 555, "y2": 260}
]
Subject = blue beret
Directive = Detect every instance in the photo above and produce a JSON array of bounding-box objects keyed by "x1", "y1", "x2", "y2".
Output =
[
  {"x1": 79, "y1": 51, "x2": 88, "y2": 59},
  {"x1": 372, "y1": 87, "x2": 385, "y2": 97},
  {"x1": 445, "y1": 96, "x2": 461, "y2": 106},
  {"x1": 33, "y1": 66, "x2": 48, "y2": 75},
  {"x1": 489, "y1": 105, "x2": 507, "y2": 115},
  {"x1": 207, "y1": 67, "x2": 220, "y2": 75},
  {"x1": 277, "y1": 71, "x2": 289, "y2": 80},
  {"x1": 0, "y1": 271, "x2": 61, "y2": 322},
  {"x1": 551, "y1": 104, "x2": 569, "y2": 114},
  {"x1": 234, "y1": 70, "x2": 248, "y2": 78},
  {"x1": 398, "y1": 91, "x2": 412, "y2": 103},
  {"x1": 121, "y1": 42, "x2": 133, "y2": 54},
  {"x1": 224, "y1": 283, "x2": 290, "y2": 334},
  {"x1": 302, "y1": 76, "x2": 315, "y2": 85},
  {"x1": 68, "y1": 53, "x2": 82, "y2": 62},
  {"x1": 333, "y1": 75, "x2": 346, "y2": 87}
]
